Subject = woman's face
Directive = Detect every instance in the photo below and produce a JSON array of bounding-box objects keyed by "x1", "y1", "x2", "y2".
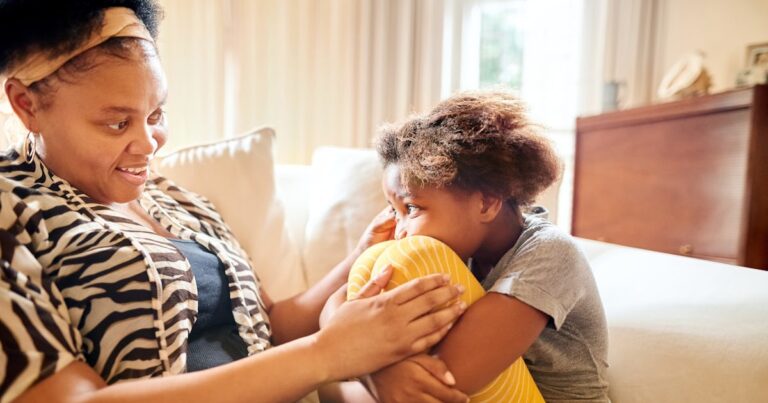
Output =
[{"x1": 30, "y1": 47, "x2": 168, "y2": 205}]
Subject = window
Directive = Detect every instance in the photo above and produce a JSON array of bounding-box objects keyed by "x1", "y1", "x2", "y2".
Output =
[
  {"x1": 478, "y1": 1, "x2": 526, "y2": 90},
  {"x1": 442, "y1": 0, "x2": 585, "y2": 229}
]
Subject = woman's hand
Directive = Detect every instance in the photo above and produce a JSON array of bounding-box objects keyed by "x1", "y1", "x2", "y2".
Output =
[
  {"x1": 319, "y1": 265, "x2": 397, "y2": 329},
  {"x1": 318, "y1": 283, "x2": 347, "y2": 329},
  {"x1": 369, "y1": 354, "x2": 469, "y2": 403},
  {"x1": 314, "y1": 272, "x2": 466, "y2": 381},
  {"x1": 354, "y1": 206, "x2": 397, "y2": 255}
]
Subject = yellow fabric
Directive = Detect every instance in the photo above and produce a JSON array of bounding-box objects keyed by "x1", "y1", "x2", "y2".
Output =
[
  {"x1": 348, "y1": 235, "x2": 545, "y2": 403},
  {"x1": 4, "y1": 7, "x2": 154, "y2": 86}
]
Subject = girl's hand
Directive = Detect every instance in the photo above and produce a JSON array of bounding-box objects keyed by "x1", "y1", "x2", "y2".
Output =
[
  {"x1": 354, "y1": 206, "x2": 396, "y2": 255},
  {"x1": 314, "y1": 273, "x2": 466, "y2": 381},
  {"x1": 370, "y1": 354, "x2": 469, "y2": 403}
]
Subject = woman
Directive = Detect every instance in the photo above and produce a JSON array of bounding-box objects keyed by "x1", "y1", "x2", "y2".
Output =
[{"x1": 0, "y1": 1, "x2": 467, "y2": 402}]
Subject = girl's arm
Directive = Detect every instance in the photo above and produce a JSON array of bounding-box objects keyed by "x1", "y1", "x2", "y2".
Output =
[
  {"x1": 15, "y1": 273, "x2": 466, "y2": 403},
  {"x1": 432, "y1": 293, "x2": 548, "y2": 393},
  {"x1": 267, "y1": 207, "x2": 396, "y2": 344},
  {"x1": 371, "y1": 293, "x2": 548, "y2": 399}
]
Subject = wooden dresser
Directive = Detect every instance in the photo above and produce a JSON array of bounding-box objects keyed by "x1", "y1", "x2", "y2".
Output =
[{"x1": 572, "y1": 85, "x2": 768, "y2": 269}]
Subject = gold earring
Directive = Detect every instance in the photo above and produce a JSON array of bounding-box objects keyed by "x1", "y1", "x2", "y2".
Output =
[{"x1": 22, "y1": 131, "x2": 36, "y2": 163}]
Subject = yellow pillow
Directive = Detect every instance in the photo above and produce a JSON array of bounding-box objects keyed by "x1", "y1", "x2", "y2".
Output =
[{"x1": 348, "y1": 235, "x2": 545, "y2": 403}]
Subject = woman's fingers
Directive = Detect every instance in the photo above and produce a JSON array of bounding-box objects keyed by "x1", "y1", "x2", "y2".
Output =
[
  {"x1": 318, "y1": 284, "x2": 348, "y2": 329},
  {"x1": 355, "y1": 266, "x2": 394, "y2": 299},
  {"x1": 389, "y1": 274, "x2": 452, "y2": 305},
  {"x1": 409, "y1": 303, "x2": 467, "y2": 353},
  {"x1": 408, "y1": 354, "x2": 456, "y2": 386},
  {"x1": 419, "y1": 387, "x2": 469, "y2": 403},
  {"x1": 401, "y1": 283, "x2": 465, "y2": 320}
]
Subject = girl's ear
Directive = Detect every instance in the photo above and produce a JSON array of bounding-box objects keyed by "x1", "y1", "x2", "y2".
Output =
[
  {"x1": 4, "y1": 78, "x2": 41, "y2": 133},
  {"x1": 478, "y1": 192, "x2": 504, "y2": 223}
]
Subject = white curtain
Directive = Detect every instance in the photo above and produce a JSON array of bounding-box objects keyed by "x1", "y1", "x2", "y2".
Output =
[{"x1": 158, "y1": 0, "x2": 446, "y2": 164}]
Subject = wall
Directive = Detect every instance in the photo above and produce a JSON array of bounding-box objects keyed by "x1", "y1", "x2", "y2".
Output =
[{"x1": 651, "y1": 0, "x2": 768, "y2": 97}]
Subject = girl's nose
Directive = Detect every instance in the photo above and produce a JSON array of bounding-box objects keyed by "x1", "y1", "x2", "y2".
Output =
[{"x1": 395, "y1": 223, "x2": 408, "y2": 240}]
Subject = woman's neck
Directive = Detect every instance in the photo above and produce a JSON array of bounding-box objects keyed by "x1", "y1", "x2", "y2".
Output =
[{"x1": 471, "y1": 204, "x2": 524, "y2": 275}]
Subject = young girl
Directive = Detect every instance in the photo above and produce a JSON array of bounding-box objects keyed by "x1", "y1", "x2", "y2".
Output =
[{"x1": 325, "y1": 91, "x2": 609, "y2": 402}]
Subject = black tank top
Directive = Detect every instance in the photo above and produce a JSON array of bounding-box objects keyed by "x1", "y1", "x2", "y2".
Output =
[{"x1": 170, "y1": 239, "x2": 249, "y2": 372}]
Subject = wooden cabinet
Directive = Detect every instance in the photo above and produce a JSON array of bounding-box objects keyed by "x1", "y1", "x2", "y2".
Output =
[{"x1": 573, "y1": 85, "x2": 768, "y2": 269}]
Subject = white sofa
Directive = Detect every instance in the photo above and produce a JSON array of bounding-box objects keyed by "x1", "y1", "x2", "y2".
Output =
[{"x1": 157, "y1": 128, "x2": 768, "y2": 402}]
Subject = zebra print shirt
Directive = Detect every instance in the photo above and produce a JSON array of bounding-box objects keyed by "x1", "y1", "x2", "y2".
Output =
[{"x1": 0, "y1": 143, "x2": 272, "y2": 402}]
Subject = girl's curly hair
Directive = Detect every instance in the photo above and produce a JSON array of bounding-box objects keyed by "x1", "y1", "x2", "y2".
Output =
[{"x1": 376, "y1": 91, "x2": 561, "y2": 206}]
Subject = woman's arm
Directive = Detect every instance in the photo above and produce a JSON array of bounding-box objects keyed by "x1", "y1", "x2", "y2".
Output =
[
  {"x1": 265, "y1": 249, "x2": 360, "y2": 345},
  {"x1": 15, "y1": 273, "x2": 466, "y2": 403},
  {"x1": 17, "y1": 336, "x2": 331, "y2": 403},
  {"x1": 267, "y1": 207, "x2": 396, "y2": 344}
]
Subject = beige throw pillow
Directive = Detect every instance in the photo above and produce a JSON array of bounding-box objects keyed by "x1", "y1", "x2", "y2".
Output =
[{"x1": 153, "y1": 127, "x2": 306, "y2": 300}]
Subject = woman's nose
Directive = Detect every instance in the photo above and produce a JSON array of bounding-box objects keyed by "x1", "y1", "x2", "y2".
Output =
[{"x1": 129, "y1": 125, "x2": 159, "y2": 156}]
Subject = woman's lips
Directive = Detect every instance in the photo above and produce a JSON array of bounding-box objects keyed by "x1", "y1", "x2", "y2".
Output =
[{"x1": 115, "y1": 166, "x2": 148, "y2": 185}]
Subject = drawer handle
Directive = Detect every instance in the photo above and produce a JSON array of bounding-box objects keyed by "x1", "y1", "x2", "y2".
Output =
[{"x1": 679, "y1": 244, "x2": 694, "y2": 255}]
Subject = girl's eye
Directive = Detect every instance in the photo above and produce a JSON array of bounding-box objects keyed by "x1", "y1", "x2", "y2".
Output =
[
  {"x1": 406, "y1": 204, "x2": 419, "y2": 215},
  {"x1": 108, "y1": 120, "x2": 129, "y2": 131}
]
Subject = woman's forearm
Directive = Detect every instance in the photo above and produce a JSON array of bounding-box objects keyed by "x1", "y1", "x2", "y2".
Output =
[
  {"x1": 20, "y1": 335, "x2": 330, "y2": 403},
  {"x1": 268, "y1": 249, "x2": 361, "y2": 344},
  {"x1": 19, "y1": 273, "x2": 464, "y2": 403}
]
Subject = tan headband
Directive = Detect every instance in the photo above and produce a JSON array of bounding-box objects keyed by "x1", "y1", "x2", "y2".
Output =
[{"x1": 3, "y1": 7, "x2": 154, "y2": 86}]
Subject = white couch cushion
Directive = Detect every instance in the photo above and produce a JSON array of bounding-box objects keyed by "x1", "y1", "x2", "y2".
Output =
[
  {"x1": 579, "y1": 238, "x2": 768, "y2": 403},
  {"x1": 302, "y1": 147, "x2": 388, "y2": 286},
  {"x1": 153, "y1": 127, "x2": 306, "y2": 300}
]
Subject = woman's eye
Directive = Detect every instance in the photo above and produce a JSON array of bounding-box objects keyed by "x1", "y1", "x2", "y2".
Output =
[
  {"x1": 148, "y1": 109, "x2": 166, "y2": 125},
  {"x1": 107, "y1": 120, "x2": 129, "y2": 131}
]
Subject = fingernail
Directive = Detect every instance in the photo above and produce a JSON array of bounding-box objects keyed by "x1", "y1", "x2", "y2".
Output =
[
  {"x1": 444, "y1": 371, "x2": 456, "y2": 385},
  {"x1": 455, "y1": 284, "x2": 466, "y2": 294},
  {"x1": 442, "y1": 274, "x2": 451, "y2": 283},
  {"x1": 458, "y1": 301, "x2": 467, "y2": 311}
]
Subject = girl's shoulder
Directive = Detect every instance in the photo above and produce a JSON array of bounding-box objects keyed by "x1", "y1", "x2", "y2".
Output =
[{"x1": 518, "y1": 208, "x2": 581, "y2": 256}]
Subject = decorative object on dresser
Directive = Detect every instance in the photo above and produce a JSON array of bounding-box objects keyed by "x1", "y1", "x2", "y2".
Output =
[
  {"x1": 657, "y1": 50, "x2": 712, "y2": 100},
  {"x1": 572, "y1": 84, "x2": 768, "y2": 270}
]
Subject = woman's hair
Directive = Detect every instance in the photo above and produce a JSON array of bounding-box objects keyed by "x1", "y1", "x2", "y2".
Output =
[
  {"x1": 1, "y1": 0, "x2": 163, "y2": 106},
  {"x1": 376, "y1": 91, "x2": 561, "y2": 206},
  {"x1": 0, "y1": 0, "x2": 163, "y2": 74}
]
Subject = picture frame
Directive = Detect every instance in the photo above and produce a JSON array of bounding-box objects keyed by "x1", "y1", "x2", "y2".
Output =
[
  {"x1": 746, "y1": 42, "x2": 768, "y2": 70},
  {"x1": 736, "y1": 42, "x2": 768, "y2": 86}
]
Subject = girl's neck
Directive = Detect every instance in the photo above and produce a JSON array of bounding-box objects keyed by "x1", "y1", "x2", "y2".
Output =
[{"x1": 471, "y1": 204, "x2": 525, "y2": 276}]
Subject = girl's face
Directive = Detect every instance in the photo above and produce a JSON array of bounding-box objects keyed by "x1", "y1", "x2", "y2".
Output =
[
  {"x1": 382, "y1": 164, "x2": 488, "y2": 261},
  {"x1": 26, "y1": 47, "x2": 168, "y2": 205}
]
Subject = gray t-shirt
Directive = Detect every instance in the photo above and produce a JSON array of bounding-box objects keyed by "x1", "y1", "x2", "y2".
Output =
[{"x1": 478, "y1": 211, "x2": 610, "y2": 402}]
